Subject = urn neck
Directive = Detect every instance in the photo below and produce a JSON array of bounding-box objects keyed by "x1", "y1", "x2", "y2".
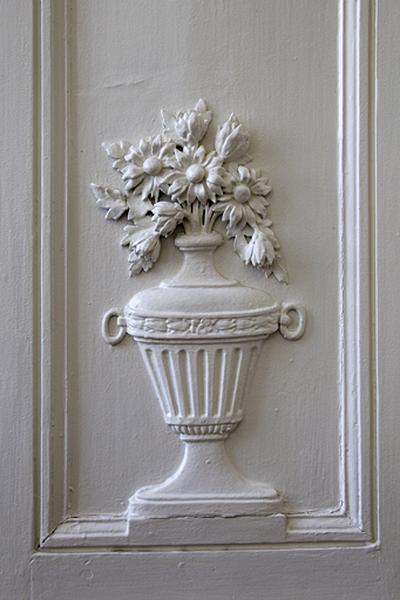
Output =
[{"x1": 166, "y1": 232, "x2": 234, "y2": 288}]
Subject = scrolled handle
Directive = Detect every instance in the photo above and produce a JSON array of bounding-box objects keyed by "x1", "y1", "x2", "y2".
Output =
[
  {"x1": 101, "y1": 307, "x2": 127, "y2": 346},
  {"x1": 279, "y1": 303, "x2": 306, "y2": 341}
]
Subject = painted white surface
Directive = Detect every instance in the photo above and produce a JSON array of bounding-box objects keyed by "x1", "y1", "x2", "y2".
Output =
[
  {"x1": 0, "y1": 2, "x2": 34, "y2": 599},
  {"x1": 70, "y1": 0, "x2": 339, "y2": 520},
  {"x1": 1, "y1": 0, "x2": 400, "y2": 598},
  {"x1": 91, "y1": 99, "x2": 306, "y2": 525}
]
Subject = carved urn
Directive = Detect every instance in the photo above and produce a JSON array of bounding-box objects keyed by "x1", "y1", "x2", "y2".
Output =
[
  {"x1": 93, "y1": 99, "x2": 305, "y2": 519},
  {"x1": 124, "y1": 231, "x2": 288, "y2": 517}
]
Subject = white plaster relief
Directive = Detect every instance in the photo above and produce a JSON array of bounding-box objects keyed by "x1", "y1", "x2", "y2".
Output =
[
  {"x1": 91, "y1": 100, "x2": 306, "y2": 522},
  {"x1": 101, "y1": 308, "x2": 127, "y2": 346},
  {"x1": 91, "y1": 99, "x2": 287, "y2": 281}
]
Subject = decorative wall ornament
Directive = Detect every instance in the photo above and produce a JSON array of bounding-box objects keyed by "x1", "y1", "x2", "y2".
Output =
[
  {"x1": 91, "y1": 98, "x2": 288, "y2": 281},
  {"x1": 91, "y1": 100, "x2": 306, "y2": 520}
]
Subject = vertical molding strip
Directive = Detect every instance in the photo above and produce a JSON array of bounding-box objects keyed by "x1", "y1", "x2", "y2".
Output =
[
  {"x1": 340, "y1": 0, "x2": 376, "y2": 538},
  {"x1": 39, "y1": 0, "x2": 69, "y2": 542}
]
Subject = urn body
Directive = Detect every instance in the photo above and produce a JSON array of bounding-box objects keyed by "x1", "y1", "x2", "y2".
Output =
[{"x1": 124, "y1": 232, "x2": 282, "y2": 517}]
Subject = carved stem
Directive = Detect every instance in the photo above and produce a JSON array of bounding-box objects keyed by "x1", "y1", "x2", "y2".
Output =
[{"x1": 183, "y1": 201, "x2": 219, "y2": 235}]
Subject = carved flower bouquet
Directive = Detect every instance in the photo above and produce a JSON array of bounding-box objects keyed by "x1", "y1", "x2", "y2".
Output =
[{"x1": 91, "y1": 99, "x2": 287, "y2": 282}]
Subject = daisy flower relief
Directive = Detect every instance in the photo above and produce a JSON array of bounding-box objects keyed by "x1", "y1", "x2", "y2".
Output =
[
  {"x1": 121, "y1": 135, "x2": 173, "y2": 200},
  {"x1": 213, "y1": 165, "x2": 272, "y2": 237},
  {"x1": 91, "y1": 99, "x2": 287, "y2": 282},
  {"x1": 162, "y1": 146, "x2": 225, "y2": 205}
]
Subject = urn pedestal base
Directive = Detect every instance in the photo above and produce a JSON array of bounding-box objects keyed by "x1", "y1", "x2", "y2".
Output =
[
  {"x1": 128, "y1": 440, "x2": 282, "y2": 518},
  {"x1": 127, "y1": 513, "x2": 287, "y2": 545}
]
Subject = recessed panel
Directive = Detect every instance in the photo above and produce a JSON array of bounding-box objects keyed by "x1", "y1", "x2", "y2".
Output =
[{"x1": 66, "y1": 0, "x2": 339, "y2": 517}]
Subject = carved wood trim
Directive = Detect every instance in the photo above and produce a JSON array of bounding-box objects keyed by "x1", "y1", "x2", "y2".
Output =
[{"x1": 36, "y1": 0, "x2": 377, "y2": 548}]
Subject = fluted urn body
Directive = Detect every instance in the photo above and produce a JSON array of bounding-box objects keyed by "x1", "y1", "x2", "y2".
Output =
[{"x1": 124, "y1": 232, "x2": 283, "y2": 518}]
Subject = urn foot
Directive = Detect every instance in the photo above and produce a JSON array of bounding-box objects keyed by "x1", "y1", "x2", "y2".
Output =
[{"x1": 128, "y1": 439, "x2": 282, "y2": 518}]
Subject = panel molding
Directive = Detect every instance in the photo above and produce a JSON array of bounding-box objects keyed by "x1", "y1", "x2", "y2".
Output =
[
  {"x1": 39, "y1": 0, "x2": 70, "y2": 541},
  {"x1": 37, "y1": 0, "x2": 378, "y2": 548},
  {"x1": 41, "y1": 513, "x2": 371, "y2": 549}
]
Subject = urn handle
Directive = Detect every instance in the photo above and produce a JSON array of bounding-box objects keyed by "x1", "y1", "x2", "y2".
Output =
[
  {"x1": 279, "y1": 303, "x2": 306, "y2": 341},
  {"x1": 101, "y1": 307, "x2": 127, "y2": 346}
]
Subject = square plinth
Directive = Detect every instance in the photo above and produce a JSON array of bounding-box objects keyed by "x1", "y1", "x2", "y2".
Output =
[{"x1": 127, "y1": 513, "x2": 287, "y2": 545}]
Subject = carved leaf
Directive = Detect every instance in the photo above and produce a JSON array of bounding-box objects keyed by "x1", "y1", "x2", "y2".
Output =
[
  {"x1": 120, "y1": 221, "x2": 155, "y2": 248},
  {"x1": 90, "y1": 184, "x2": 128, "y2": 220},
  {"x1": 127, "y1": 196, "x2": 153, "y2": 221},
  {"x1": 102, "y1": 140, "x2": 131, "y2": 159},
  {"x1": 127, "y1": 247, "x2": 159, "y2": 275},
  {"x1": 102, "y1": 140, "x2": 131, "y2": 172},
  {"x1": 194, "y1": 98, "x2": 207, "y2": 112},
  {"x1": 269, "y1": 260, "x2": 289, "y2": 284},
  {"x1": 160, "y1": 109, "x2": 175, "y2": 134},
  {"x1": 233, "y1": 232, "x2": 249, "y2": 263}
]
